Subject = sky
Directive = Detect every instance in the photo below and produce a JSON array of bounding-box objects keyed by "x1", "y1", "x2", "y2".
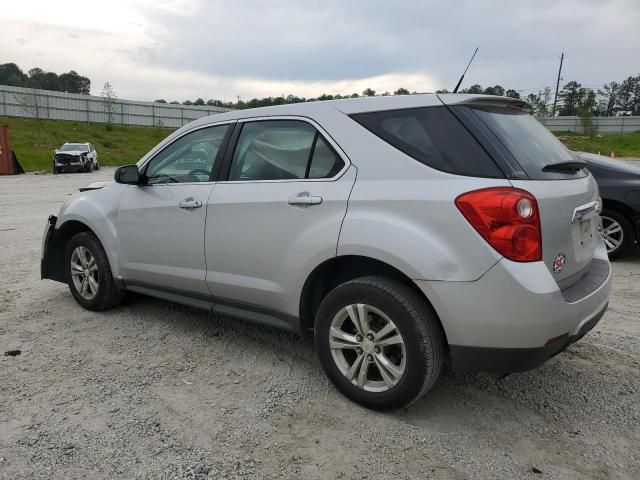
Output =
[{"x1": 2, "y1": 0, "x2": 639, "y2": 102}]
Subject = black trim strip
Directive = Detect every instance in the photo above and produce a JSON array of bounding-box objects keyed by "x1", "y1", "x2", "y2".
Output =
[
  {"x1": 220, "y1": 122, "x2": 244, "y2": 181},
  {"x1": 560, "y1": 258, "x2": 610, "y2": 303},
  {"x1": 122, "y1": 280, "x2": 301, "y2": 333},
  {"x1": 210, "y1": 122, "x2": 236, "y2": 182},
  {"x1": 305, "y1": 132, "x2": 319, "y2": 179}
]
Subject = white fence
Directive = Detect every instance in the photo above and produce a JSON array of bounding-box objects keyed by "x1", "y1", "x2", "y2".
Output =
[
  {"x1": 539, "y1": 115, "x2": 640, "y2": 134},
  {"x1": 0, "y1": 85, "x2": 232, "y2": 128},
  {"x1": 2, "y1": 84, "x2": 639, "y2": 134}
]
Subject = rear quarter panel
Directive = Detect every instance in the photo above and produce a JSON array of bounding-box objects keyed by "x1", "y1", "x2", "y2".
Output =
[{"x1": 326, "y1": 112, "x2": 510, "y2": 281}]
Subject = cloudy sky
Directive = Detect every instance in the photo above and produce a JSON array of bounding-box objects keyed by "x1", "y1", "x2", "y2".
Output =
[{"x1": 2, "y1": 0, "x2": 639, "y2": 102}]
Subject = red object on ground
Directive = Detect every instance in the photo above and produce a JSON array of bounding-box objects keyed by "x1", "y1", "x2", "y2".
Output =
[{"x1": 0, "y1": 125, "x2": 16, "y2": 175}]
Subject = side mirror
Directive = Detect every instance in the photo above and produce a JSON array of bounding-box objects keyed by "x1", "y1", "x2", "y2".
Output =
[{"x1": 114, "y1": 165, "x2": 141, "y2": 185}]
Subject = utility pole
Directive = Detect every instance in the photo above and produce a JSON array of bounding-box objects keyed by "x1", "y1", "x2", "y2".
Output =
[{"x1": 552, "y1": 52, "x2": 564, "y2": 116}]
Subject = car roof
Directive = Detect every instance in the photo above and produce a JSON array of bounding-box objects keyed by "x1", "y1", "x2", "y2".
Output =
[{"x1": 189, "y1": 93, "x2": 529, "y2": 126}]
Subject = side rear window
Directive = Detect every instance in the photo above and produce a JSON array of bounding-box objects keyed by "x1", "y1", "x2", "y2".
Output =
[{"x1": 350, "y1": 106, "x2": 504, "y2": 178}]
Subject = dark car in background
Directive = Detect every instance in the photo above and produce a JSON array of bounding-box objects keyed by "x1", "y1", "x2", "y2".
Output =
[
  {"x1": 578, "y1": 152, "x2": 640, "y2": 259},
  {"x1": 53, "y1": 143, "x2": 99, "y2": 174}
]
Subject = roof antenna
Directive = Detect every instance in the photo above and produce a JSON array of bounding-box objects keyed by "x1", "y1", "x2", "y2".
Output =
[{"x1": 452, "y1": 47, "x2": 479, "y2": 93}]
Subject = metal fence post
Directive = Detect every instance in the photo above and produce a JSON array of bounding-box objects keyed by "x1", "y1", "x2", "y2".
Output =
[
  {"x1": 1, "y1": 89, "x2": 5, "y2": 117},
  {"x1": 86, "y1": 98, "x2": 90, "y2": 123}
]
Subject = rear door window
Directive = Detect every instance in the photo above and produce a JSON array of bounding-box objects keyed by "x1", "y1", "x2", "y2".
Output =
[
  {"x1": 350, "y1": 106, "x2": 504, "y2": 178},
  {"x1": 228, "y1": 120, "x2": 345, "y2": 181}
]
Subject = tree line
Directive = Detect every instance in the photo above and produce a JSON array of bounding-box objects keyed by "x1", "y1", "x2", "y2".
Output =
[
  {"x1": 155, "y1": 76, "x2": 640, "y2": 117},
  {"x1": 2, "y1": 62, "x2": 639, "y2": 117},
  {"x1": 0, "y1": 63, "x2": 91, "y2": 95}
]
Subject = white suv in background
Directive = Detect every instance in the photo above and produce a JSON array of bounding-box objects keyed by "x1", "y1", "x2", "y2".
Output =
[
  {"x1": 41, "y1": 94, "x2": 611, "y2": 410},
  {"x1": 53, "y1": 143, "x2": 99, "y2": 174}
]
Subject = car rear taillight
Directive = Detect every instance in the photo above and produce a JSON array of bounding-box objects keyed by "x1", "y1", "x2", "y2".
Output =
[{"x1": 455, "y1": 187, "x2": 542, "y2": 262}]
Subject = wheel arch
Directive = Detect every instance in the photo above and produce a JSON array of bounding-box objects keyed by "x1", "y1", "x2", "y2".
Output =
[
  {"x1": 43, "y1": 220, "x2": 96, "y2": 283},
  {"x1": 299, "y1": 255, "x2": 449, "y2": 344}
]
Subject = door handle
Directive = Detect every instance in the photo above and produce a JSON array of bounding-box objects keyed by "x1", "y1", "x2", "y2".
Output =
[
  {"x1": 179, "y1": 198, "x2": 203, "y2": 209},
  {"x1": 288, "y1": 192, "x2": 323, "y2": 206}
]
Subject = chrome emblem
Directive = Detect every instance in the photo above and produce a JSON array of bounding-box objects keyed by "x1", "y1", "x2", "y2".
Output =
[{"x1": 553, "y1": 253, "x2": 566, "y2": 274}]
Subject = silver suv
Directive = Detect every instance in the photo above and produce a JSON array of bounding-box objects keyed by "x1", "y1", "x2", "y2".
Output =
[{"x1": 41, "y1": 94, "x2": 611, "y2": 410}]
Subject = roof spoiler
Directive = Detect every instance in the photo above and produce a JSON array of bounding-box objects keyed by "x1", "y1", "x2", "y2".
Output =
[{"x1": 437, "y1": 94, "x2": 532, "y2": 113}]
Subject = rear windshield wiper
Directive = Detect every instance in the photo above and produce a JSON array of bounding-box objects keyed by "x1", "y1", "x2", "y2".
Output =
[{"x1": 542, "y1": 160, "x2": 588, "y2": 173}]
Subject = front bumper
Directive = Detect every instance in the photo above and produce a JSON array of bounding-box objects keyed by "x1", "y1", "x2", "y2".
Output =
[
  {"x1": 416, "y1": 242, "x2": 611, "y2": 373},
  {"x1": 40, "y1": 215, "x2": 66, "y2": 283},
  {"x1": 55, "y1": 163, "x2": 86, "y2": 173}
]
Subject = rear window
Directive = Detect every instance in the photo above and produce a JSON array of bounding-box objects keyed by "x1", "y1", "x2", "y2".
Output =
[
  {"x1": 466, "y1": 106, "x2": 587, "y2": 180},
  {"x1": 350, "y1": 106, "x2": 504, "y2": 178}
]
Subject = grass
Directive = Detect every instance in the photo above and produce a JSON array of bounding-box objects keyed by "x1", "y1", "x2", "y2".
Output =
[
  {"x1": 0, "y1": 117, "x2": 174, "y2": 172},
  {"x1": 2, "y1": 116, "x2": 639, "y2": 172},
  {"x1": 554, "y1": 131, "x2": 640, "y2": 158}
]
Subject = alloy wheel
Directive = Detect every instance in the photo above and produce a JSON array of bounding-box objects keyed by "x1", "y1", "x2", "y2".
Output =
[
  {"x1": 329, "y1": 303, "x2": 406, "y2": 392},
  {"x1": 70, "y1": 246, "x2": 99, "y2": 300},
  {"x1": 600, "y1": 215, "x2": 624, "y2": 254}
]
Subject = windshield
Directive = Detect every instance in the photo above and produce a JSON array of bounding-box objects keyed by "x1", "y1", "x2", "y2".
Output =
[
  {"x1": 60, "y1": 144, "x2": 88, "y2": 152},
  {"x1": 469, "y1": 107, "x2": 586, "y2": 179}
]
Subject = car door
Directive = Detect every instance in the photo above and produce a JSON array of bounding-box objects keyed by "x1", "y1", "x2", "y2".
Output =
[
  {"x1": 116, "y1": 123, "x2": 232, "y2": 294},
  {"x1": 204, "y1": 117, "x2": 355, "y2": 317}
]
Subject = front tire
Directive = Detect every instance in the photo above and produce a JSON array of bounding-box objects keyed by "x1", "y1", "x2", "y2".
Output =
[
  {"x1": 65, "y1": 232, "x2": 123, "y2": 310},
  {"x1": 314, "y1": 276, "x2": 445, "y2": 411},
  {"x1": 600, "y1": 208, "x2": 635, "y2": 260}
]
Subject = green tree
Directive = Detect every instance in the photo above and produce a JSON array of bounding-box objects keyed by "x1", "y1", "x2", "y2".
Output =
[
  {"x1": 193, "y1": 98, "x2": 205, "y2": 105},
  {"x1": 483, "y1": 85, "x2": 505, "y2": 96},
  {"x1": 577, "y1": 88, "x2": 597, "y2": 137},
  {"x1": 617, "y1": 75, "x2": 640, "y2": 115},
  {"x1": 154, "y1": 99, "x2": 167, "y2": 103},
  {"x1": 505, "y1": 89, "x2": 520, "y2": 99},
  {"x1": 463, "y1": 84, "x2": 483, "y2": 94},
  {"x1": 362, "y1": 88, "x2": 376, "y2": 97},
  {"x1": 597, "y1": 82, "x2": 620, "y2": 116},
  {"x1": 0, "y1": 63, "x2": 28, "y2": 86},
  {"x1": 558, "y1": 81, "x2": 582, "y2": 116},
  {"x1": 394, "y1": 87, "x2": 410, "y2": 95},
  {"x1": 101, "y1": 82, "x2": 117, "y2": 128}
]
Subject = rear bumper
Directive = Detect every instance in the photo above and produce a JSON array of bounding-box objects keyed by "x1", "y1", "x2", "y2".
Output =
[
  {"x1": 416, "y1": 241, "x2": 611, "y2": 373},
  {"x1": 448, "y1": 301, "x2": 607, "y2": 373}
]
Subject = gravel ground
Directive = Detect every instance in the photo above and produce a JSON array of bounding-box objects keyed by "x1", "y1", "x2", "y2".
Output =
[{"x1": 1, "y1": 169, "x2": 639, "y2": 480}]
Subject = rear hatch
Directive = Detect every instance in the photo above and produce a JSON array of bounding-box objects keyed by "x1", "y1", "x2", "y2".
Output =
[{"x1": 441, "y1": 95, "x2": 600, "y2": 286}]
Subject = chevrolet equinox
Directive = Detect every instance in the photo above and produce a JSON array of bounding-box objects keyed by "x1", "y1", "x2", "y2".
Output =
[{"x1": 41, "y1": 94, "x2": 611, "y2": 410}]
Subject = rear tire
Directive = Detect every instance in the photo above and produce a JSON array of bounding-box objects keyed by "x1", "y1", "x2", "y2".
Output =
[
  {"x1": 600, "y1": 208, "x2": 635, "y2": 260},
  {"x1": 314, "y1": 276, "x2": 445, "y2": 411},
  {"x1": 65, "y1": 232, "x2": 124, "y2": 311}
]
